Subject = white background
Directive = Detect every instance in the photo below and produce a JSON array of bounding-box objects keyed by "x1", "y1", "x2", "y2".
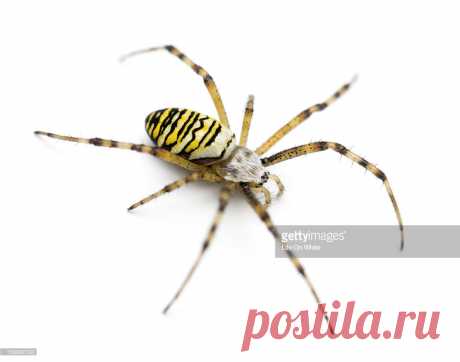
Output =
[{"x1": 1, "y1": 0, "x2": 459, "y2": 360}]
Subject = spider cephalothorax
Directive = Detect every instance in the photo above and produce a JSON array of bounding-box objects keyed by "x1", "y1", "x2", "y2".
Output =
[
  {"x1": 36, "y1": 45, "x2": 404, "y2": 327},
  {"x1": 215, "y1": 146, "x2": 270, "y2": 184}
]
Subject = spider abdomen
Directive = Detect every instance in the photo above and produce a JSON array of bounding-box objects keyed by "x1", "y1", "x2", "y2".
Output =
[{"x1": 145, "y1": 108, "x2": 236, "y2": 164}]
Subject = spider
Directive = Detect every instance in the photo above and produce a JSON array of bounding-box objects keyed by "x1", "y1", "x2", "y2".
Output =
[{"x1": 35, "y1": 45, "x2": 404, "y2": 324}]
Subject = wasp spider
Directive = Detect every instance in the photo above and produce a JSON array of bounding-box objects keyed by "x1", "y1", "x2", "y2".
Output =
[{"x1": 35, "y1": 45, "x2": 404, "y2": 324}]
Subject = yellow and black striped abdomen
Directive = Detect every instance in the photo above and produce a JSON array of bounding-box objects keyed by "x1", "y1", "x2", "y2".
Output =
[{"x1": 145, "y1": 108, "x2": 236, "y2": 164}]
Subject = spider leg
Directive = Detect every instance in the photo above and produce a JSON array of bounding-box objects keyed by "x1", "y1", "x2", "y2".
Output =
[
  {"x1": 35, "y1": 131, "x2": 206, "y2": 172},
  {"x1": 255, "y1": 76, "x2": 357, "y2": 156},
  {"x1": 262, "y1": 141, "x2": 405, "y2": 250},
  {"x1": 162, "y1": 183, "x2": 234, "y2": 314},
  {"x1": 240, "y1": 183, "x2": 331, "y2": 328},
  {"x1": 239, "y1": 95, "x2": 255, "y2": 146},
  {"x1": 127, "y1": 172, "x2": 222, "y2": 211},
  {"x1": 120, "y1": 45, "x2": 229, "y2": 128}
]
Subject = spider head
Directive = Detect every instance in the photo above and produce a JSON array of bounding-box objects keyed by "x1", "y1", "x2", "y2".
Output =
[
  {"x1": 216, "y1": 146, "x2": 270, "y2": 184},
  {"x1": 259, "y1": 171, "x2": 270, "y2": 186}
]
